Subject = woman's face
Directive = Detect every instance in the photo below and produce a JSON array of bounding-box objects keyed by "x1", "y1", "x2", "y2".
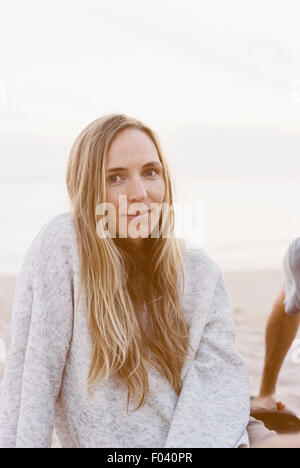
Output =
[{"x1": 105, "y1": 128, "x2": 166, "y2": 245}]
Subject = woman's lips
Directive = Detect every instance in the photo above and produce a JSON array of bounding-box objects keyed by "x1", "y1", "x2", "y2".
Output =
[{"x1": 125, "y1": 210, "x2": 151, "y2": 219}]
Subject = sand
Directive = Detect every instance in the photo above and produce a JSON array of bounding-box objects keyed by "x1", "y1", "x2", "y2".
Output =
[{"x1": 1, "y1": 270, "x2": 299, "y2": 448}]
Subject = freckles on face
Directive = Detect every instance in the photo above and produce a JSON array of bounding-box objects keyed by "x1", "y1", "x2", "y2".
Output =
[
  {"x1": 104, "y1": 128, "x2": 166, "y2": 238},
  {"x1": 105, "y1": 128, "x2": 166, "y2": 212},
  {"x1": 107, "y1": 179, "x2": 165, "y2": 211}
]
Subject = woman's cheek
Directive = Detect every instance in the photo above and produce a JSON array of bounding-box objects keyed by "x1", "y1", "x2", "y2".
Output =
[
  {"x1": 144, "y1": 177, "x2": 163, "y2": 196},
  {"x1": 154, "y1": 180, "x2": 166, "y2": 202}
]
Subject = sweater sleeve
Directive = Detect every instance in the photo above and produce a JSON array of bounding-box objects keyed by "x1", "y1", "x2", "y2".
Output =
[
  {"x1": 0, "y1": 222, "x2": 74, "y2": 448},
  {"x1": 164, "y1": 270, "x2": 250, "y2": 448}
]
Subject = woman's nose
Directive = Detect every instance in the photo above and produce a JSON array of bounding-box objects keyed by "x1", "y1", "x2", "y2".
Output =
[{"x1": 127, "y1": 176, "x2": 148, "y2": 202}]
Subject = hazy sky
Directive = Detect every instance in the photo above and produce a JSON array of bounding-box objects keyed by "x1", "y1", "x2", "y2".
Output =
[
  {"x1": 0, "y1": 1, "x2": 300, "y2": 272},
  {"x1": 1, "y1": 0, "x2": 300, "y2": 178},
  {"x1": 1, "y1": 0, "x2": 300, "y2": 137}
]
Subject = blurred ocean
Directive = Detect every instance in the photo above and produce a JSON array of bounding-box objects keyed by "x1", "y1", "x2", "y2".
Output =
[{"x1": 0, "y1": 177, "x2": 299, "y2": 274}]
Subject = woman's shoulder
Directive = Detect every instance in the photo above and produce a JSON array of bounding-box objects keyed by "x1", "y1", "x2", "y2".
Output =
[
  {"x1": 31, "y1": 211, "x2": 77, "y2": 250},
  {"x1": 22, "y1": 212, "x2": 78, "y2": 272},
  {"x1": 180, "y1": 238, "x2": 221, "y2": 285},
  {"x1": 36, "y1": 211, "x2": 75, "y2": 239}
]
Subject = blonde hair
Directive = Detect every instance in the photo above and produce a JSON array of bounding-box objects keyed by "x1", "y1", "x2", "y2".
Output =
[{"x1": 66, "y1": 114, "x2": 194, "y2": 413}]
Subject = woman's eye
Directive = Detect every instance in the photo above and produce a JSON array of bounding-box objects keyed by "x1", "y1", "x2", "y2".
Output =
[
  {"x1": 145, "y1": 169, "x2": 158, "y2": 177},
  {"x1": 108, "y1": 169, "x2": 160, "y2": 184},
  {"x1": 108, "y1": 175, "x2": 122, "y2": 184}
]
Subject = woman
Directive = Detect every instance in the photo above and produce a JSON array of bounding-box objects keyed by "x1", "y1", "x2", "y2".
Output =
[{"x1": 0, "y1": 114, "x2": 251, "y2": 448}]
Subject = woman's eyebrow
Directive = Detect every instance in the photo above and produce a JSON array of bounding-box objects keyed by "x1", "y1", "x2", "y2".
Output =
[{"x1": 107, "y1": 161, "x2": 162, "y2": 173}]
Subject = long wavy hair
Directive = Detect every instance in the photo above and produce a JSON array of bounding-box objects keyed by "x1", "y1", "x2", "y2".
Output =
[{"x1": 66, "y1": 114, "x2": 194, "y2": 413}]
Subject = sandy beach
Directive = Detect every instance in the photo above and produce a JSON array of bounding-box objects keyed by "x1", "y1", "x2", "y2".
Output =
[{"x1": 1, "y1": 270, "x2": 299, "y2": 448}]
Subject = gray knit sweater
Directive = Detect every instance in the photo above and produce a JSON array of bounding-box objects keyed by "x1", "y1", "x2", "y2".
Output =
[{"x1": 0, "y1": 212, "x2": 250, "y2": 448}]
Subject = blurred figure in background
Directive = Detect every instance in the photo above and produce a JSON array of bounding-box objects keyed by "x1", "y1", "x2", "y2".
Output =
[{"x1": 256, "y1": 238, "x2": 300, "y2": 414}]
